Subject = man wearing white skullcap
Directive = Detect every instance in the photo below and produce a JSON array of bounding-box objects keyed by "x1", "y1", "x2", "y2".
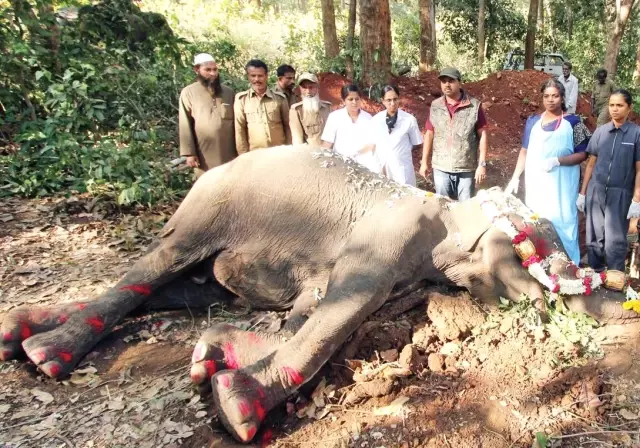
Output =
[{"x1": 178, "y1": 53, "x2": 237, "y2": 178}]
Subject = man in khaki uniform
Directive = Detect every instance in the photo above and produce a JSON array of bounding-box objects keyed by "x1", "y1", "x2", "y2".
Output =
[
  {"x1": 274, "y1": 64, "x2": 298, "y2": 107},
  {"x1": 289, "y1": 73, "x2": 331, "y2": 146},
  {"x1": 592, "y1": 68, "x2": 616, "y2": 127},
  {"x1": 179, "y1": 53, "x2": 236, "y2": 178},
  {"x1": 234, "y1": 59, "x2": 291, "y2": 154}
]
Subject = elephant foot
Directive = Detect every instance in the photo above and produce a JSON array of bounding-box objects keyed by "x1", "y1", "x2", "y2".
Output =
[
  {"x1": 210, "y1": 369, "x2": 273, "y2": 443},
  {"x1": 18, "y1": 306, "x2": 110, "y2": 378},
  {"x1": 0, "y1": 302, "x2": 89, "y2": 362},
  {"x1": 190, "y1": 324, "x2": 287, "y2": 386}
]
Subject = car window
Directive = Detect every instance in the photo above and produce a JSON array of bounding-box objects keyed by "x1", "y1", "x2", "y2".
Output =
[
  {"x1": 534, "y1": 54, "x2": 545, "y2": 66},
  {"x1": 546, "y1": 55, "x2": 564, "y2": 66}
]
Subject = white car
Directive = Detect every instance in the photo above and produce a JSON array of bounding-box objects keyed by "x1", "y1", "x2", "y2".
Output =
[{"x1": 503, "y1": 50, "x2": 565, "y2": 77}]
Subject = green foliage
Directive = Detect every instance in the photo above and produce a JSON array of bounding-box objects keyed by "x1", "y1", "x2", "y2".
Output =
[{"x1": 439, "y1": 0, "x2": 527, "y2": 61}]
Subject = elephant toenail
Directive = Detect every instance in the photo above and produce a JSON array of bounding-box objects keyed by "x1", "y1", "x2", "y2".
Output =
[
  {"x1": 192, "y1": 342, "x2": 207, "y2": 363},
  {"x1": 190, "y1": 364, "x2": 206, "y2": 383},
  {"x1": 244, "y1": 424, "x2": 257, "y2": 442},
  {"x1": 29, "y1": 350, "x2": 46, "y2": 364},
  {"x1": 40, "y1": 361, "x2": 62, "y2": 378},
  {"x1": 218, "y1": 374, "x2": 231, "y2": 389},
  {"x1": 2, "y1": 332, "x2": 12, "y2": 342}
]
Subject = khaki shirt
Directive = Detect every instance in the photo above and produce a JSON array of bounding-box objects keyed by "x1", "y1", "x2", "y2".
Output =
[
  {"x1": 179, "y1": 82, "x2": 237, "y2": 172},
  {"x1": 274, "y1": 84, "x2": 298, "y2": 109},
  {"x1": 593, "y1": 78, "x2": 616, "y2": 111},
  {"x1": 234, "y1": 88, "x2": 291, "y2": 154},
  {"x1": 289, "y1": 100, "x2": 331, "y2": 146}
]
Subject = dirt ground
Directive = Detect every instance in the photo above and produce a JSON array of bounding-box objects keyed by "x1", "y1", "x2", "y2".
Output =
[{"x1": 2, "y1": 70, "x2": 640, "y2": 448}]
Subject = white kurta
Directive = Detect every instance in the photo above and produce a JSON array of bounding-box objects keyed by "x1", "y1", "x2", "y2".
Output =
[
  {"x1": 558, "y1": 74, "x2": 579, "y2": 114},
  {"x1": 368, "y1": 109, "x2": 423, "y2": 186},
  {"x1": 320, "y1": 107, "x2": 378, "y2": 172}
]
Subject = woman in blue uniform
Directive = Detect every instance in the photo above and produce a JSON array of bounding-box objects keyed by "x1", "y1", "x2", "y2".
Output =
[
  {"x1": 578, "y1": 89, "x2": 640, "y2": 272},
  {"x1": 506, "y1": 79, "x2": 591, "y2": 263}
]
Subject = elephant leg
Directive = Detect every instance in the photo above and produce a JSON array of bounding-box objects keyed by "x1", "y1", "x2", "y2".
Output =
[
  {"x1": 189, "y1": 282, "x2": 322, "y2": 388},
  {"x1": 5, "y1": 188, "x2": 230, "y2": 378},
  {"x1": 208, "y1": 212, "x2": 420, "y2": 443}
]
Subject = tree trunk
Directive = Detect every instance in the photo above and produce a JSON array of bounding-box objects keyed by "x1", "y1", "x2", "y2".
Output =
[
  {"x1": 633, "y1": 38, "x2": 640, "y2": 86},
  {"x1": 359, "y1": 0, "x2": 392, "y2": 86},
  {"x1": 538, "y1": 0, "x2": 544, "y2": 50},
  {"x1": 418, "y1": 0, "x2": 436, "y2": 72},
  {"x1": 360, "y1": 0, "x2": 392, "y2": 86},
  {"x1": 567, "y1": 5, "x2": 573, "y2": 39},
  {"x1": 320, "y1": 0, "x2": 340, "y2": 58},
  {"x1": 477, "y1": 0, "x2": 486, "y2": 66},
  {"x1": 524, "y1": 0, "x2": 539, "y2": 69},
  {"x1": 345, "y1": 0, "x2": 357, "y2": 80},
  {"x1": 603, "y1": 0, "x2": 636, "y2": 76}
]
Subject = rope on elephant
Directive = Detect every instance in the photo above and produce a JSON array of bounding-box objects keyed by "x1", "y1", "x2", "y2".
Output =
[{"x1": 476, "y1": 189, "x2": 640, "y2": 312}]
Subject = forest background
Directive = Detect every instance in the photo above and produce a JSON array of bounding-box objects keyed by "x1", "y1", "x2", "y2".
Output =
[{"x1": 2, "y1": 0, "x2": 640, "y2": 207}]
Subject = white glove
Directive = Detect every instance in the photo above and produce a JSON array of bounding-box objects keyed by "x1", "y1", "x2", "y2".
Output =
[
  {"x1": 541, "y1": 157, "x2": 560, "y2": 172},
  {"x1": 576, "y1": 194, "x2": 585, "y2": 213},
  {"x1": 504, "y1": 177, "x2": 519, "y2": 195},
  {"x1": 628, "y1": 201, "x2": 640, "y2": 219}
]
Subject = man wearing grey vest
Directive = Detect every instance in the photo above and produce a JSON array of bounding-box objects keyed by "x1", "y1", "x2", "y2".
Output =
[{"x1": 419, "y1": 67, "x2": 488, "y2": 201}]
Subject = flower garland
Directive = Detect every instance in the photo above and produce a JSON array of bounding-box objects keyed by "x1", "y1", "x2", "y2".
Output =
[{"x1": 477, "y1": 190, "x2": 611, "y2": 297}]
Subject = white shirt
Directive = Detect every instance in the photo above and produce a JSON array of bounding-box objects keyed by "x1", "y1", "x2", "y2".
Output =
[
  {"x1": 558, "y1": 74, "x2": 579, "y2": 114},
  {"x1": 321, "y1": 107, "x2": 378, "y2": 172},
  {"x1": 367, "y1": 109, "x2": 423, "y2": 186}
]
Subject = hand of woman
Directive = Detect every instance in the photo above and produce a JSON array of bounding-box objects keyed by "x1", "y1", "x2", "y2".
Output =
[
  {"x1": 576, "y1": 194, "x2": 586, "y2": 213},
  {"x1": 627, "y1": 201, "x2": 640, "y2": 219},
  {"x1": 504, "y1": 177, "x2": 519, "y2": 195},
  {"x1": 186, "y1": 156, "x2": 200, "y2": 168},
  {"x1": 540, "y1": 157, "x2": 560, "y2": 172}
]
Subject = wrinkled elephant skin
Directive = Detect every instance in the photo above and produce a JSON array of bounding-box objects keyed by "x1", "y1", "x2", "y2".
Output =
[{"x1": 1, "y1": 145, "x2": 635, "y2": 443}]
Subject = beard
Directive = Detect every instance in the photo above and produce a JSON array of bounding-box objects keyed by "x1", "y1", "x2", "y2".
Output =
[
  {"x1": 197, "y1": 75, "x2": 222, "y2": 96},
  {"x1": 302, "y1": 95, "x2": 320, "y2": 114}
]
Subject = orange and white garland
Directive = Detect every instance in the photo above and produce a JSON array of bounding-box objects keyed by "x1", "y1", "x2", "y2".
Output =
[{"x1": 477, "y1": 190, "x2": 618, "y2": 297}]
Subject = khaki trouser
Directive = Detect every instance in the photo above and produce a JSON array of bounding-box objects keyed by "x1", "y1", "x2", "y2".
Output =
[{"x1": 596, "y1": 106, "x2": 610, "y2": 127}]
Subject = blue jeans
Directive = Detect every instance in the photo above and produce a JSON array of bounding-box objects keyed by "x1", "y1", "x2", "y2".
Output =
[{"x1": 433, "y1": 169, "x2": 475, "y2": 201}]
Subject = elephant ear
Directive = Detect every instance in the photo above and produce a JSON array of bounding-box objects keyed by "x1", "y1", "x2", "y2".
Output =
[{"x1": 448, "y1": 199, "x2": 492, "y2": 252}]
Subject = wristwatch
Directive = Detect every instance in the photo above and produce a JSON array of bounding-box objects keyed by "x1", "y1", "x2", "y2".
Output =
[{"x1": 479, "y1": 161, "x2": 487, "y2": 167}]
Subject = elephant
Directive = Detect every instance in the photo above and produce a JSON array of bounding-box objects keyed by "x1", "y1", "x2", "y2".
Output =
[{"x1": 0, "y1": 145, "x2": 636, "y2": 443}]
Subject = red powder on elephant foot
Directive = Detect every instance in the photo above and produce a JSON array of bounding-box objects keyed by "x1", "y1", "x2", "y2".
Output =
[
  {"x1": 86, "y1": 316, "x2": 104, "y2": 332},
  {"x1": 58, "y1": 351, "x2": 73, "y2": 363},
  {"x1": 238, "y1": 400, "x2": 252, "y2": 417},
  {"x1": 204, "y1": 360, "x2": 217, "y2": 377},
  {"x1": 261, "y1": 429, "x2": 273, "y2": 447},
  {"x1": 20, "y1": 322, "x2": 32, "y2": 340},
  {"x1": 223, "y1": 342, "x2": 239, "y2": 369},
  {"x1": 281, "y1": 366, "x2": 304, "y2": 386},
  {"x1": 119, "y1": 284, "x2": 152, "y2": 296},
  {"x1": 2, "y1": 332, "x2": 12, "y2": 342},
  {"x1": 254, "y1": 400, "x2": 266, "y2": 421}
]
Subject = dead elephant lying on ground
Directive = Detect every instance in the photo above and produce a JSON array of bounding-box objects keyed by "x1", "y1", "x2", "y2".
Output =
[{"x1": 0, "y1": 145, "x2": 636, "y2": 443}]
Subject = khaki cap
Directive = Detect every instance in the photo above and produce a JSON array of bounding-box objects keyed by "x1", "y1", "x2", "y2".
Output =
[{"x1": 298, "y1": 72, "x2": 319, "y2": 85}]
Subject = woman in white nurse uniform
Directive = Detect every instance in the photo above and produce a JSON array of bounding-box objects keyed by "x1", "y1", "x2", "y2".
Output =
[
  {"x1": 368, "y1": 85, "x2": 423, "y2": 186},
  {"x1": 321, "y1": 84, "x2": 379, "y2": 172}
]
